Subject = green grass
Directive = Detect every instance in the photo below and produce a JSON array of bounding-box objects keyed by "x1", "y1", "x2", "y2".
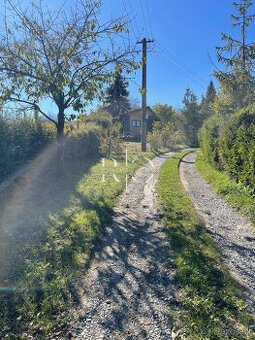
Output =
[
  {"x1": 158, "y1": 150, "x2": 255, "y2": 339},
  {"x1": 196, "y1": 151, "x2": 255, "y2": 224},
  {"x1": 0, "y1": 149, "x2": 154, "y2": 339}
]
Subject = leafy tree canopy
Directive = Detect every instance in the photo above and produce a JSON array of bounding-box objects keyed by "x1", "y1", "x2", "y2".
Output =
[
  {"x1": 0, "y1": 0, "x2": 137, "y2": 137},
  {"x1": 152, "y1": 103, "x2": 176, "y2": 125}
]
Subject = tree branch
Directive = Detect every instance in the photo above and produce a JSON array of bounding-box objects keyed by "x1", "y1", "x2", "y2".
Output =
[{"x1": 8, "y1": 97, "x2": 57, "y2": 125}]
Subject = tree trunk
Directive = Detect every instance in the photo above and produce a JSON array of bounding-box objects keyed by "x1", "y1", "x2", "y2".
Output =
[
  {"x1": 57, "y1": 108, "x2": 65, "y2": 140},
  {"x1": 56, "y1": 102, "x2": 65, "y2": 175}
]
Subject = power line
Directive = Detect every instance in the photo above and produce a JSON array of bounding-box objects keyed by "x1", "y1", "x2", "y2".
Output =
[
  {"x1": 126, "y1": 0, "x2": 140, "y2": 38},
  {"x1": 129, "y1": 78, "x2": 140, "y2": 89},
  {"x1": 155, "y1": 44, "x2": 195, "y2": 77},
  {"x1": 151, "y1": 49, "x2": 205, "y2": 86},
  {"x1": 121, "y1": 0, "x2": 137, "y2": 41},
  {"x1": 139, "y1": 0, "x2": 149, "y2": 36},
  {"x1": 151, "y1": 50, "x2": 189, "y2": 78},
  {"x1": 145, "y1": 0, "x2": 153, "y2": 39},
  {"x1": 155, "y1": 41, "x2": 206, "y2": 85},
  {"x1": 156, "y1": 42, "x2": 196, "y2": 76}
]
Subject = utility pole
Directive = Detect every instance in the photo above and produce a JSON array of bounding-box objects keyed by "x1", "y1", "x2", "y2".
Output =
[{"x1": 137, "y1": 38, "x2": 154, "y2": 152}]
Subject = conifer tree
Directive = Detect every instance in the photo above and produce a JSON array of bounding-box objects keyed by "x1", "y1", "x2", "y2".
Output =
[
  {"x1": 201, "y1": 80, "x2": 217, "y2": 120},
  {"x1": 205, "y1": 80, "x2": 216, "y2": 104},
  {"x1": 181, "y1": 88, "x2": 202, "y2": 147},
  {"x1": 104, "y1": 72, "x2": 131, "y2": 118},
  {"x1": 215, "y1": 0, "x2": 255, "y2": 107}
]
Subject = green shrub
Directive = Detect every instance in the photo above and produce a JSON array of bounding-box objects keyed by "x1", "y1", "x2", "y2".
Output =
[
  {"x1": 198, "y1": 115, "x2": 222, "y2": 169},
  {"x1": 63, "y1": 124, "x2": 101, "y2": 160},
  {"x1": 80, "y1": 109, "x2": 122, "y2": 156},
  {"x1": 0, "y1": 115, "x2": 56, "y2": 179},
  {"x1": 147, "y1": 121, "x2": 182, "y2": 151},
  {"x1": 0, "y1": 115, "x2": 13, "y2": 176},
  {"x1": 99, "y1": 122, "x2": 123, "y2": 156},
  {"x1": 218, "y1": 104, "x2": 255, "y2": 188}
]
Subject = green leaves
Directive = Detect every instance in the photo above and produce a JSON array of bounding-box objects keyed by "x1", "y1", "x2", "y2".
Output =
[
  {"x1": 0, "y1": 0, "x2": 136, "y2": 135},
  {"x1": 214, "y1": 0, "x2": 255, "y2": 108}
]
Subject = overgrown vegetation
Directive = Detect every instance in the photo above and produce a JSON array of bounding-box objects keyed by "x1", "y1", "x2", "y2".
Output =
[
  {"x1": 158, "y1": 150, "x2": 255, "y2": 339},
  {"x1": 0, "y1": 112, "x2": 105, "y2": 182},
  {"x1": 198, "y1": 114, "x2": 223, "y2": 170},
  {"x1": 0, "y1": 147, "x2": 153, "y2": 339},
  {"x1": 0, "y1": 114, "x2": 56, "y2": 179},
  {"x1": 147, "y1": 103, "x2": 184, "y2": 151},
  {"x1": 198, "y1": 0, "x2": 255, "y2": 205},
  {"x1": 81, "y1": 109, "x2": 123, "y2": 156},
  {"x1": 147, "y1": 121, "x2": 182, "y2": 151},
  {"x1": 196, "y1": 151, "x2": 255, "y2": 224},
  {"x1": 199, "y1": 104, "x2": 255, "y2": 189},
  {"x1": 219, "y1": 105, "x2": 255, "y2": 188}
]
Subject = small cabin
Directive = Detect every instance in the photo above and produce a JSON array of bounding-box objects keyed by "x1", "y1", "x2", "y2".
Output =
[{"x1": 122, "y1": 106, "x2": 156, "y2": 138}]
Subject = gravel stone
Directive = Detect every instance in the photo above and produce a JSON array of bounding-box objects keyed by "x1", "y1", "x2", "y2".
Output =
[
  {"x1": 180, "y1": 152, "x2": 255, "y2": 312},
  {"x1": 60, "y1": 153, "x2": 177, "y2": 339}
]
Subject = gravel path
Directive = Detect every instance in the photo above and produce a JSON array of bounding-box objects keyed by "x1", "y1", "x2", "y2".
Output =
[
  {"x1": 65, "y1": 153, "x2": 177, "y2": 340},
  {"x1": 180, "y1": 152, "x2": 255, "y2": 311}
]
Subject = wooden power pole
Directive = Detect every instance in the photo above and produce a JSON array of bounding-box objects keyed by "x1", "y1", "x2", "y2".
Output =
[{"x1": 137, "y1": 38, "x2": 154, "y2": 152}]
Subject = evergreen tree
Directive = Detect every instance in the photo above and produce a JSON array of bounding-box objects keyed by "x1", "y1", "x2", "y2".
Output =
[
  {"x1": 104, "y1": 72, "x2": 131, "y2": 118},
  {"x1": 200, "y1": 80, "x2": 217, "y2": 120},
  {"x1": 205, "y1": 80, "x2": 216, "y2": 104},
  {"x1": 215, "y1": 0, "x2": 255, "y2": 107},
  {"x1": 181, "y1": 89, "x2": 202, "y2": 147}
]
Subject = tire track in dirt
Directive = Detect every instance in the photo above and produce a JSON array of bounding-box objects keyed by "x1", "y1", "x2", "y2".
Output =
[{"x1": 65, "y1": 153, "x2": 177, "y2": 340}]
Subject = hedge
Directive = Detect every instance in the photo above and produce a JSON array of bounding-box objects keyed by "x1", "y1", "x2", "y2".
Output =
[
  {"x1": 0, "y1": 116, "x2": 56, "y2": 179},
  {"x1": 198, "y1": 115, "x2": 222, "y2": 169},
  {"x1": 0, "y1": 116, "x2": 102, "y2": 181},
  {"x1": 199, "y1": 104, "x2": 255, "y2": 189},
  {"x1": 218, "y1": 105, "x2": 255, "y2": 188}
]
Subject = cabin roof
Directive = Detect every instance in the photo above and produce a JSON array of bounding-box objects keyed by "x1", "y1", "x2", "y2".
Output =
[{"x1": 123, "y1": 106, "x2": 155, "y2": 115}]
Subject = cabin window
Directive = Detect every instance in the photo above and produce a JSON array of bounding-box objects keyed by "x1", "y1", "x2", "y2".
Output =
[{"x1": 132, "y1": 120, "x2": 141, "y2": 127}]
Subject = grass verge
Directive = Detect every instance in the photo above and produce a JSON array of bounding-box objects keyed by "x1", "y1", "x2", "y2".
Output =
[
  {"x1": 158, "y1": 150, "x2": 255, "y2": 339},
  {"x1": 195, "y1": 151, "x2": 255, "y2": 224},
  {"x1": 0, "y1": 150, "x2": 153, "y2": 339}
]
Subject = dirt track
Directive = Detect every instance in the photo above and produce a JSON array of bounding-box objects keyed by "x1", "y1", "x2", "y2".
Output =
[
  {"x1": 180, "y1": 152, "x2": 255, "y2": 312},
  {"x1": 65, "y1": 153, "x2": 177, "y2": 340}
]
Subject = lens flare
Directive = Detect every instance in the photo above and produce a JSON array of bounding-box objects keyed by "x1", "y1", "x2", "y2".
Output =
[{"x1": 0, "y1": 140, "x2": 92, "y2": 290}]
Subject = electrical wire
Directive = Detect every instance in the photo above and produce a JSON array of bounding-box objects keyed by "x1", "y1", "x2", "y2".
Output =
[
  {"x1": 151, "y1": 49, "x2": 205, "y2": 86},
  {"x1": 126, "y1": 0, "x2": 140, "y2": 38},
  {"x1": 145, "y1": 0, "x2": 153, "y2": 39},
  {"x1": 139, "y1": 0, "x2": 149, "y2": 36},
  {"x1": 155, "y1": 41, "x2": 206, "y2": 85}
]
